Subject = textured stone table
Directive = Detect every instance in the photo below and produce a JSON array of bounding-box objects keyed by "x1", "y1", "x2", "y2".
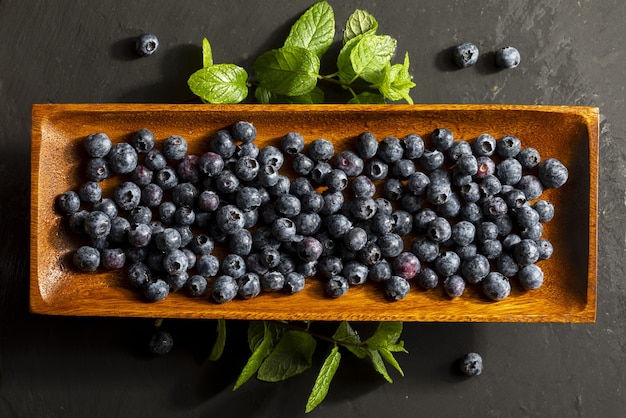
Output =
[{"x1": 1, "y1": 1, "x2": 622, "y2": 416}]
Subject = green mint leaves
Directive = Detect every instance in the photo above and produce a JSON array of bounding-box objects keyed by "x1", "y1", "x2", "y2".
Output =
[
  {"x1": 233, "y1": 321, "x2": 407, "y2": 413},
  {"x1": 187, "y1": 1, "x2": 415, "y2": 104}
]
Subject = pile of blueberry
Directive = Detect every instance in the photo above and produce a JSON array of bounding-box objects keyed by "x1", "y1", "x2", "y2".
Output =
[{"x1": 55, "y1": 121, "x2": 568, "y2": 304}]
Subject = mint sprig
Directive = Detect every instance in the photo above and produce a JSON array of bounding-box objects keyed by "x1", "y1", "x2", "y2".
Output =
[{"x1": 187, "y1": 1, "x2": 415, "y2": 104}]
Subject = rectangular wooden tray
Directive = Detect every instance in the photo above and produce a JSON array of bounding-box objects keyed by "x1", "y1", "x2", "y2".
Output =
[{"x1": 31, "y1": 104, "x2": 598, "y2": 322}]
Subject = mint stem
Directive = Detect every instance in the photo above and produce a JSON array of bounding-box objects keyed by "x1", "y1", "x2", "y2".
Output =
[{"x1": 271, "y1": 320, "x2": 365, "y2": 349}]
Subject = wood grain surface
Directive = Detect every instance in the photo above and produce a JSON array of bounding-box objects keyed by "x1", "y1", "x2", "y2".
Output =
[{"x1": 30, "y1": 104, "x2": 598, "y2": 322}]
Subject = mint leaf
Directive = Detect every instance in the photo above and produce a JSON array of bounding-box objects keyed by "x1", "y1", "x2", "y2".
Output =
[
  {"x1": 257, "y1": 330, "x2": 317, "y2": 382},
  {"x1": 234, "y1": 322, "x2": 274, "y2": 390},
  {"x1": 343, "y1": 9, "x2": 378, "y2": 44},
  {"x1": 254, "y1": 86, "x2": 274, "y2": 104},
  {"x1": 284, "y1": 86, "x2": 325, "y2": 104},
  {"x1": 378, "y1": 52, "x2": 415, "y2": 104},
  {"x1": 350, "y1": 33, "x2": 397, "y2": 84},
  {"x1": 188, "y1": 64, "x2": 248, "y2": 104},
  {"x1": 368, "y1": 349, "x2": 393, "y2": 383},
  {"x1": 332, "y1": 321, "x2": 368, "y2": 359},
  {"x1": 284, "y1": 0, "x2": 335, "y2": 58},
  {"x1": 254, "y1": 46, "x2": 320, "y2": 96},
  {"x1": 337, "y1": 34, "x2": 364, "y2": 84},
  {"x1": 208, "y1": 319, "x2": 226, "y2": 361},
  {"x1": 202, "y1": 37, "x2": 213, "y2": 68},
  {"x1": 305, "y1": 345, "x2": 341, "y2": 413},
  {"x1": 347, "y1": 91, "x2": 385, "y2": 104},
  {"x1": 247, "y1": 321, "x2": 266, "y2": 351},
  {"x1": 379, "y1": 348, "x2": 404, "y2": 377},
  {"x1": 386, "y1": 340, "x2": 408, "y2": 353},
  {"x1": 364, "y1": 322, "x2": 403, "y2": 350}
]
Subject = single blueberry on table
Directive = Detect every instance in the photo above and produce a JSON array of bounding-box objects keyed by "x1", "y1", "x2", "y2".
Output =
[
  {"x1": 198, "y1": 151, "x2": 225, "y2": 177},
  {"x1": 221, "y1": 253, "x2": 246, "y2": 279},
  {"x1": 459, "y1": 352, "x2": 483, "y2": 376},
  {"x1": 378, "y1": 232, "x2": 404, "y2": 258},
  {"x1": 496, "y1": 158, "x2": 523, "y2": 185},
  {"x1": 411, "y1": 236, "x2": 440, "y2": 263},
  {"x1": 539, "y1": 157, "x2": 569, "y2": 188},
  {"x1": 131, "y1": 164, "x2": 153, "y2": 187},
  {"x1": 325, "y1": 169, "x2": 349, "y2": 192},
  {"x1": 392, "y1": 159, "x2": 416, "y2": 180},
  {"x1": 435, "y1": 251, "x2": 461, "y2": 277},
  {"x1": 453, "y1": 42, "x2": 479, "y2": 68},
  {"x1": 167, "y1": 271, "x2": 189, "y2": 292},
  {"x1": 292, "y1": 153, "x2": 315, "y2": 176},
  {"x1": 518, "y1": 264, "x2": 545, "y2": 290},
  {"x1": 460, "y1": 254, "x2": 490, "y2": 284},
  {"x1": 326, "y1": 275, "x2": 349, "y2": 298},
  {"x1": 177, "y1": 154, "x2": 200, "y2": 183},
  {"x1": 495, "y1": 46, "x2": 521, "y2": 69},
  {"x1": 473, "y1": 134, "x2": 496, "y2": 157},
  {"x1": 162, "y1": 249, "x2": 189, "y2": 276},
  {"x1": 448, "y1": 140, "x2": 472, "y2": 161},
  {"x1": 419, "y1": 149, "x2": 445, "y2": 171},
  {"x1": 229, "y1": 229, "x2": 253, "y2": 256},
  {"x1": 496, "y1": 253, "x2": 519, "y2": 278},
  {"x1": 149, "y1": 331, "x2": 174, "y2": 357},
  {"x1": 517, "y1": 175, "x2": 544, "y2": 200},
  {"x1": 136, "y1": 34, "x2": 159, "y2": 57}
]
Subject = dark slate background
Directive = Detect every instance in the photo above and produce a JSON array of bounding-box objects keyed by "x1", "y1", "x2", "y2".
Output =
[{"x1": 1, "y1": 1, "x2": 623, "y2": 416}]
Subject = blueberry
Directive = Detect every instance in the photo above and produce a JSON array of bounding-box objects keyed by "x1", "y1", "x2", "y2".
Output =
[
  {"x1": 435, "y1": 251, "x2": 461, "y2": 277},
  {"x1": 536, "y1": 237, "x2": 553, "y2": 260},
  {"x1": 496, "y1": 135, "x2": 521, "y2": 158},
  {"x1": 368, "y1": 259, "x2": 393, "y2": 283},
  {"x1": 357, "y1": 241, "x2": 383, "y2": 266},
  {"x1": 431, "y1": 128, "x2": 454, "y2": 151},
  {"x1": 261, "y1": 271, "x2": 286, "y2": 292},
  {"x1": 495, "y1": 46, "x2": 520, "y2": 69},
  {"x1": 292, "y1": 153, "x2": 315, "y2": 176},
  {"x1": 299, "y1": 191, "x2": 324, "y2": 213},
  {"x1": 130, "y1": 165, "x2": 153, "y2": 187},
  {"x1": 155, "y1": 166, "x2": 179, "y2": 191},
  {"x1": 154, "y1": 227, "x2": 181, "y2": 252},
  {"x1": 482, "y1": 272, "x2": 511, "y2": 301},
  {"x1": 326, "y1": 275, "x2": 349, "y2": 298},
  {"x1": 258, "y1": 145, "x2": 284, "y2": 169},
  {"x1": 144, "y1": 278, "x2": 170, "y2": 302},
  {"x1": 297, "y1": 236, "x2": 323, "y2": 262},
  {"x1": 83, "y1": 210, "x2": 110, "y2": 238},
  {"x1": 57, "y1": 190, "x2": 81, "y2": 214},
  {"x1": 109, "y1": 216, "x2": 130, "y2": 243},
  {"x1": 187, "y1": 234, "x2": 213, "y2": 256},
  {"x1": 402, "y1": 133, "x2": 424, "y2": 159},
  {"x1": 343, "y1": 260, "x2": 369, "y2": 285},
  {"x1": 459, "y1": 202, "x2": 483, "y2": 225},
  {"x1": 448, "y1": 140, "x2": 472, "y2": 161},
  {"x1": 221, "y1": 254, "x2": 246, "y2": 279},
  {"x1": 419, "y1": 149, "x2": 445, "y2": 171},
  {"x1": 271, "y1": 217, "x2": 297, "y2": 242},
  {"x1": 175, "y1": 225, "x2": 193, "y2": 247},
  {"x1": 293, "y1": 212, "x2": 322, "y2": 236},
  {"x1": 308, "y1": 138, "x2": 334, "y2": 162},
  {"x1": 129, "y1": 128, "x2": 155, "y2": 153},
  {"x1": 233, "y1": 155, "x2": 260, "y2": 182},
  {"x1": 516, "y1": 147, "x2": 541, "y2": 169},
  {"x1": 496, "y1": 158, "x2": 523, "y2": 185},
  {"x1": 127, "y1": 261, "x2": 151, "y2": 287},
  {"x1": 392, "y1": 159, "x2": 416, "y2": 179},
  {"x1": 496, "y1": 253, "x2": 519, "y2": 278},
  {"x1": 197, "y1": 254, "x2": 220, "y2": 278},
  {"x1": 276, "y1": 253, "x2": 296, "y2": 275},
  {"x1": 127, "y1": 205, "x2": 151, "y2": 224},
  {"x1": 237, "y1": 272, "x2": 261, "y2": 299},
  {"x1": 378, "y1": 233, "x2": 404, "y2": 258},
  {"x1": 342, "y1": 227, "x2": 367, "y2": 252},
  {"x1": 333, "y1": 150, "x2": 364, "y2": 177},
  {"x1": 482, "y1": 196, "x2": 508, "y2": 219},
  {"x1": 533, "y1": 200, "x2": 555, "y2": 222},
  {"x1": 229, "y1": 229, "x2": 253, "y2": 256},
  {"x1": 325, "y1": 214, "x2": 352, "y2": 238},
  {"x1": 84, "y1": 133, "x2": 112, "y2": 158},
  {"x1": 493, "y1": 214, "x2": 514, "y2": 237},
  {"x1": 281, "y1": 132, "x2": 305, "y2": 155},
  {"x1": 177, "y1": 155, "x2": 200, "y2": 183},
  {"x1": 473, "y1": 134, "x2": 496, "y2": 157},
  {"x1": 351, "y1": 197, "x2": 378, "y2": 221},
  {"x1": 298, "y1": 260, "x2": 318, "y2": 277},
  {"x1": 480, "y1": 174, "x2": 503, "y2": 198},
  {"x1": 518, "y1": 264, "x2": 544, "y2": 290},
  {"x1": 460, "y1": 254, "x2": 490, "y2": 284},
  {"x1": 136, "y1": 33, "x2": 159, "y2": 57},
  {"x1": 216, "y1": 205, "x2": 246, "y2": 234},
  {"x1": 210, "y1": 130, "x2": 236, "y2": 158},
  {"x1": 392, "y1": 210, "x2": 413, "y2": 235},
  {"x1": 108, "y1": 142, "x2": 138, "y2": 174},
  {"x1": 459, "y1": 352, "x2": 483, "y2": 376},
  {"x1": 185, "y1": 275, "x2": 207, "y2": 297},
  {"x1": 443, "y1": 275, "x2": 466, "y2": 298},
  {"x1": 198, "y1": 152, "x2": 225, "y2": 177},
  {"x1": 125, "y1": 247, "x2": 148, "y2": 264},
  {"x1": 236, "y1": 142, "x2": 259, "y2": 159},
  {"x1": 481, "y1": 239, "x2": 503, "y2": 260},
  {"x1": 383, "y1": 178, "x2": 404, "y2": 201},
  {"x1": 232, "y1": 121, "x2": 257, "y2": 144},
  {"x1": 157, "y1": 201, "x2": 176, "y2": 225},
  {"x1": 411, "y1": 236, "x2": 440, "y2": 263},
  {"x1": 356, "y1": 132, "x2": 378, "y2": 159},
  {"x1": 280, "y1": 271, "x2": 304, "y2": 293},
  {"x1": 167, "y1": 271, "x2": 189, "y2": 292},
  {"x1": 452, "y1": 221, "x2": 476, "y2": 246},
  {"x1": 365, "y1": 158, "x2": 389, "y2": 180},
  {"x1": 416, "y1": 267, "x2": 439, "y2": 290},
  {"x1": 437, "y1": 193, "x2": 462, "y2": 218},
  {"x1": 385, "y1": 276, "x2": 410, "y2": 301},
  {"x1": 78, "y1": 181, "x2": 102, "y2": 203},
  {"x1": 453, "y1": 42, "x2": 479, "y2": 68},
  {"x1": 517, "y1": 175, "x2": 544, "y2": 200},
  {"x1": 163, "y1": 249, "x2": 189, "y2": 275},
  {"x1": 393, "y1": 252, "x2": 420, "y2": 280},
  {"x1": 85, "y1": 157, "x2": 110, "y2": 182},
  {"x1": 427, "y1": 217, "x2": 452, "y2": 243},
  {"x1": 455, "y1": 243, "x2": 478, "y2": 260},
  {"x1": 73, "y1": 245, "x2": 100, "y2": 271},
  {"x1": 290, "y1": 177, "x2": 315, "y2": 197},
  {"x1": 256, "y1": 164, "x2": 280, "y2": 188},
  {"x1": 520, "y1": 222, "x2": 543, "y2": 240},
  {"x1": 318, "y1": 256, "x2": 344, "y2": 278},
  {"x1": 145, "y1": 149, "x2": 167, "y2": 171},
  {"x1": 212, "y1": 275, "x2": 238, "y2": 303},
  {"x1": 377, "y1": 136, "x2": 404, "y2": 163},
  {"x1": 539, "y1": 158, "x2": 568, "y2": 188}
]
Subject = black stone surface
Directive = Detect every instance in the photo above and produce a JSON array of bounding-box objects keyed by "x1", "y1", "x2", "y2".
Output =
[{"x1": 1, "y1": 1, "x2": 624, "y2": 416}]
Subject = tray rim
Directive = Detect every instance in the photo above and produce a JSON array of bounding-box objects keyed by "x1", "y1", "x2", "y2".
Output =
[{"x1": 30, "y1": 103, "x2": 599, "y2": 323}]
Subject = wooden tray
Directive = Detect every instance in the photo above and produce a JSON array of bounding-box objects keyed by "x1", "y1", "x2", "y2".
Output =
[{"x1": 30, "y1": 104, "x2": 598, "y2": 322}]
